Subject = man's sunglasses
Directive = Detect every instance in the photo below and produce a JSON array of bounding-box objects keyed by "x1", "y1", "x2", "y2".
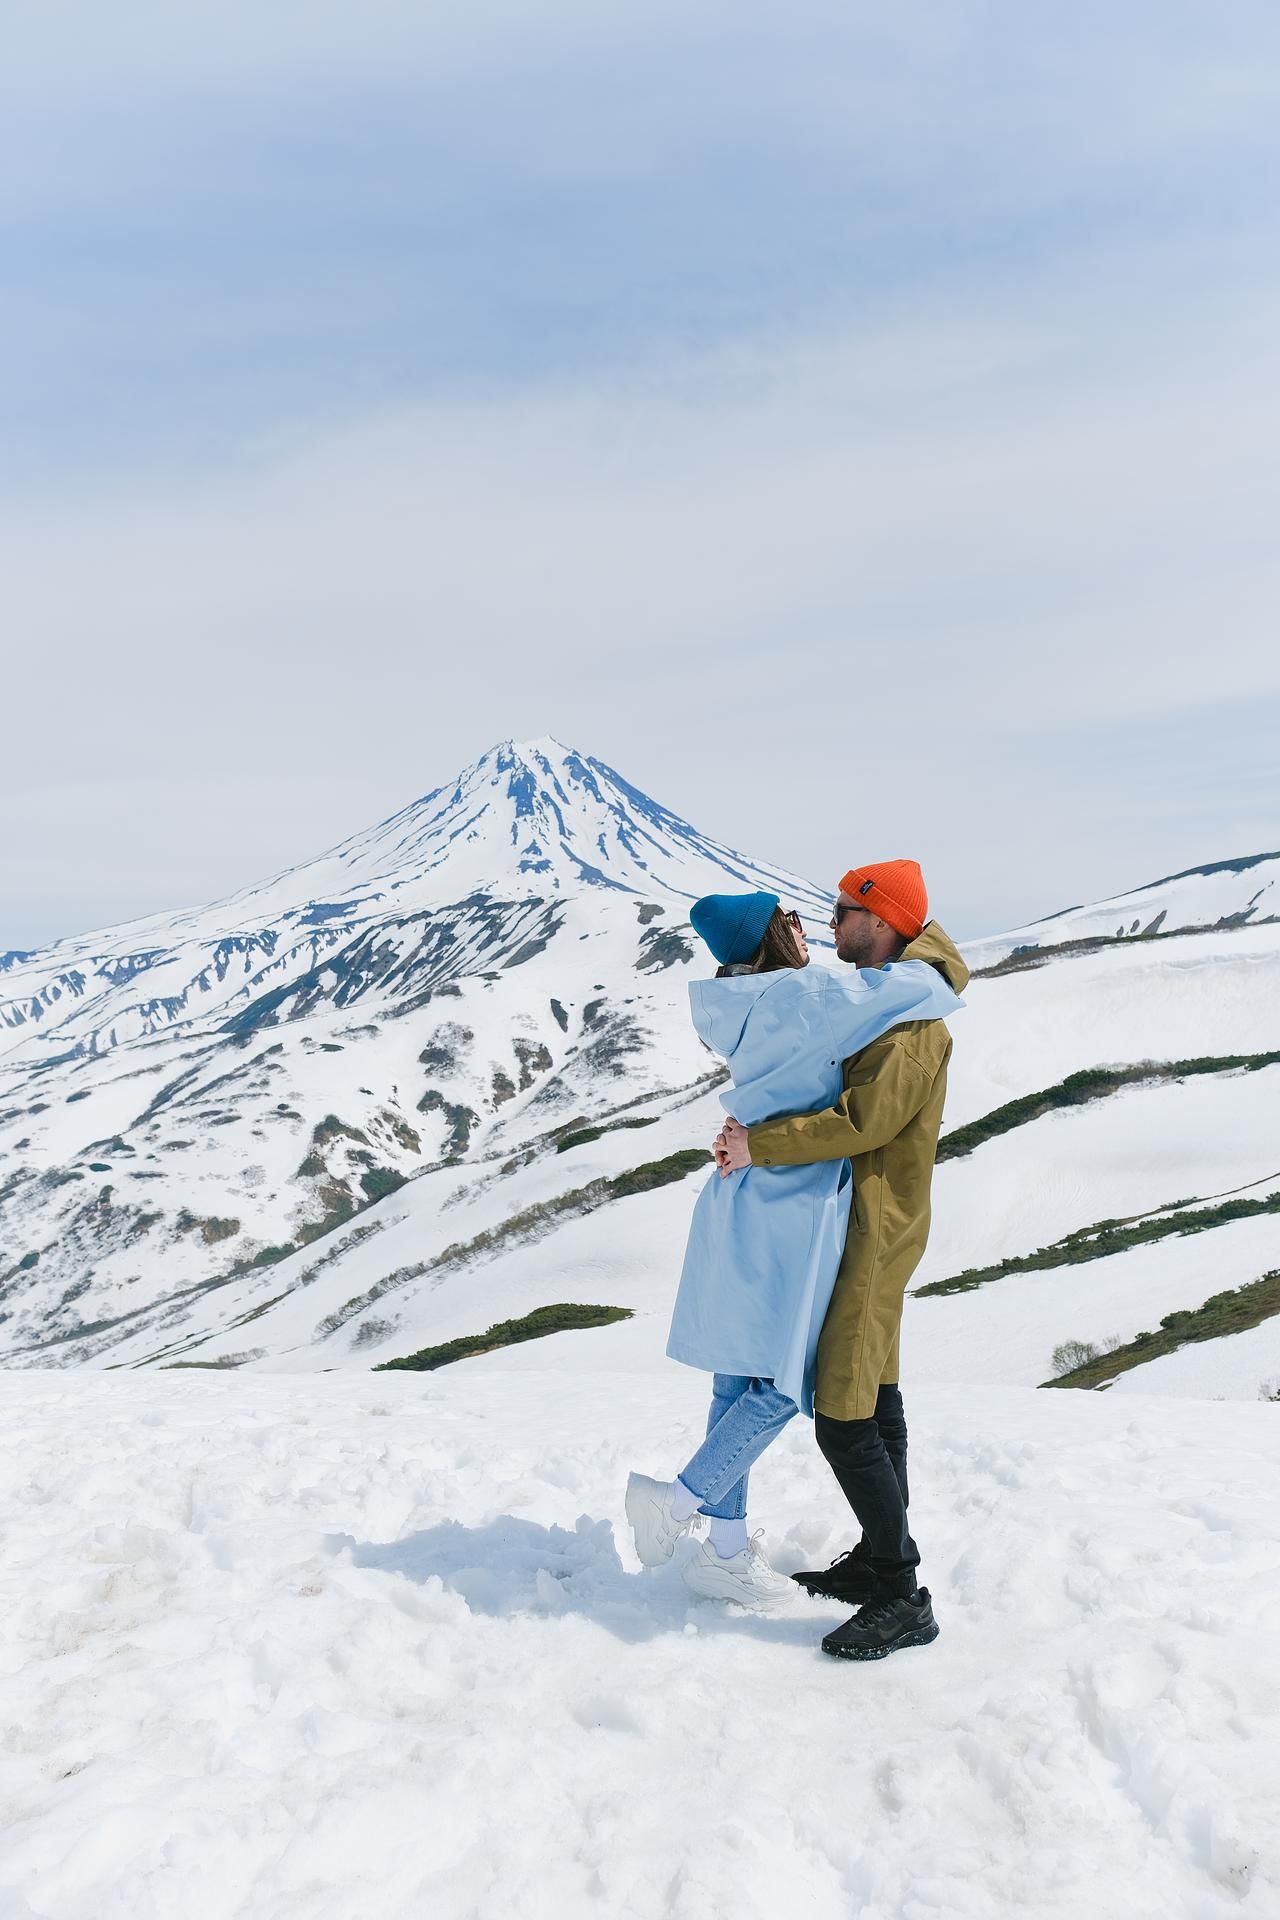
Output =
[{"x1": 831, "y1": 901, "x2": 864, "y2": 926}]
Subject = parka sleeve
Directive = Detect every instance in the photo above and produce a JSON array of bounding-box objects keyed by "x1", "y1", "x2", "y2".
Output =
[
  {"x1": 746, "y1": 1030, "x2": 933, "y2": 1166},
  {"x1": 817, "y1": 959, "x2": 959, "y2": 1061}
]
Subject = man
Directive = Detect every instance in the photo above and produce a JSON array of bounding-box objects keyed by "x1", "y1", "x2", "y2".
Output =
[{"x1": 715, "y1": 858, "x2": 969, "y2": 1660}]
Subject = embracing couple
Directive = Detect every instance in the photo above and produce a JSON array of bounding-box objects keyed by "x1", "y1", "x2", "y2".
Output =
[{"x1": 625, "y1": 859, "x2": 970, "y2": 1661}]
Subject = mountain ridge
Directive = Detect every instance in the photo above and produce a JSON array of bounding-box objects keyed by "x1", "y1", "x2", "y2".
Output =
[
  {"x1": 0, "y1": 738, "x2": 831, "y2": 1066},
  {"x1": 2, "y1": 736, "x2": 1277, "y2": 1392}
]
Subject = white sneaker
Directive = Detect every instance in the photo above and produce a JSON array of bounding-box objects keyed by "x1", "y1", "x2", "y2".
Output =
[
  {"x1": 682, "y1": 1533, "x2": 797, "y2": 1612},
  {"x1": 625, "y1": 1472, "x2": 696, "y2": 1567}
]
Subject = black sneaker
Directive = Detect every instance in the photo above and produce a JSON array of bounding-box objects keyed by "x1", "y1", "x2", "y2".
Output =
[
  {"x1": 821, "y1": 1588, "x2": 939, "y2": 1661},
  {"x1": 792, "y1": 1539, "x2": 876, "y2": 1604}
]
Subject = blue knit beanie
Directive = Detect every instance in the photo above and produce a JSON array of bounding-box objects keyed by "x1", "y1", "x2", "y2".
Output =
[{"x1": 689, "y1": 891, "x2": 780, "y2": 966}]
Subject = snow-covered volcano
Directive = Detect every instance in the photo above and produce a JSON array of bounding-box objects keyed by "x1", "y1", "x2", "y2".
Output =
[
  {"x1": 2, "y1": 737, "x2": 1278, "y2": 1400},
  {"x1": 0, "y1": 740, "x2": 830, "y2": 1367},
  {"x1": 0, "y1": 738, "x2": 828, "y2": 1065}
]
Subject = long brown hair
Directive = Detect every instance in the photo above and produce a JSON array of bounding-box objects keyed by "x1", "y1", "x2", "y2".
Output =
[{"x1": 715, "y1": 908, "x2": 805, "y2": 977}]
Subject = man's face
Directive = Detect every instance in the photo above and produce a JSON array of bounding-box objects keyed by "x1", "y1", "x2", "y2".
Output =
[{"x1": 830, "y1": 896, "x2": 881, "y2": 966}]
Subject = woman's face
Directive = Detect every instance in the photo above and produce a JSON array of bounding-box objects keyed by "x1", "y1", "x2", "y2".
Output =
[{"x1": 785, "y1": 909, "x2": 810, "y2": 965}]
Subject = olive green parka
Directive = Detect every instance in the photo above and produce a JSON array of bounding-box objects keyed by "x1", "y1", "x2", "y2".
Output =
[{"x1": 745, "y1": 922, "x2": 970, "y2": 1421}]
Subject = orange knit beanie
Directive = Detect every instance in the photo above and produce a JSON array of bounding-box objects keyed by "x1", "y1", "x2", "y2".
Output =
[{"x1": 837, "y1": 859, "x2": 928, "y2": 941}]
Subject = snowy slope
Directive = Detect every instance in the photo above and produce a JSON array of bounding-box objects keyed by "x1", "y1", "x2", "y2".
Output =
[
  {"x1": 61, "y1": 917, "x2": 1275, "y2": 1397},
  {"x1": 2, "y1": 736, "x2": 1278, "y2": 1399},
  {"x1": 964, "y1": 848, "x2": 1280, "y2": 970},
  {"x1": 1, "y1": 1368, "x2": 1276, "y2": 1918},
  {"x1": 0, "y1": 741, "x2": 829, "y2": 1364},
  {"x1": 4, "y1": 752, "x2": 1280, "y2": 1916}
]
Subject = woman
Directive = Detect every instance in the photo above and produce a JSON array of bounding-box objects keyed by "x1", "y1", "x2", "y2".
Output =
[{"x1": 625, "y1": 888, "x2": 963, "y2": 1610}]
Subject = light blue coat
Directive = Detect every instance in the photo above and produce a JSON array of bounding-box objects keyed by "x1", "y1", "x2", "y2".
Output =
[{"x1": 666, "y1": 960, "x2": 964, "y2": 1416}]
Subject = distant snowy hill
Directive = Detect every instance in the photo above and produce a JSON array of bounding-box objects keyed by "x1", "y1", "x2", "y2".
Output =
[
  {"x1": 2, "y1": 738, "x2": 1278, "y2": 1399},
  {"x1": 963, "y1": 849, "x2": 1279, "y2": 970}
]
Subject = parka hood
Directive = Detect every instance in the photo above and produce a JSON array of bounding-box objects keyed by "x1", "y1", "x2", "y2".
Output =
[
  {"x1": 899, "y1": 920, "x2": 970, "y2": 994},
  {"x1": 688, "y1": 970, "x2": 791, "y2": 1060}
]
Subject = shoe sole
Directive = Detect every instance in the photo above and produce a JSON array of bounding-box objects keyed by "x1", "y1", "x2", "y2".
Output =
[
  {"x1": 624, "y1": 1479, "x2": 676, "y2": 1567},
  {"x1": 685, "y1": 1578, "x2": 797, "y2": 1613},
  {"x1": 794, "y1": 1578, "x2": 877, "y2": 1605},
  {"x1": 822, "y1": 1622, "x2": 940, "y2": 1661}
]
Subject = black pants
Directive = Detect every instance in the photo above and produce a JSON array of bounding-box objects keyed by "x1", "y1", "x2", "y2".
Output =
[{"x1": 814, "y1": 1383, "x2": 920, "y2": 1599}]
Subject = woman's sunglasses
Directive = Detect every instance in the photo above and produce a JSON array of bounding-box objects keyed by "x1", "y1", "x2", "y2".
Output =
[{"x1": 784, "y1": 910, "x2": 804, "y2": 932}]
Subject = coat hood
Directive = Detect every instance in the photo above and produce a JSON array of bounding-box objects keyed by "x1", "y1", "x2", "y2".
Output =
[
  {"x1": 900, "y1": 920, "x2": 970, "y2": 994},
  {"x1": 688, "y1": 970, "x2": 790, "y2": 1060}
]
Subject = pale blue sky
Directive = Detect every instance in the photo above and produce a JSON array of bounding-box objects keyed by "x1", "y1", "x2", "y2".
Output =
[{"x1": 3, "y1": 3, "x2": 1279, "y2": 944}]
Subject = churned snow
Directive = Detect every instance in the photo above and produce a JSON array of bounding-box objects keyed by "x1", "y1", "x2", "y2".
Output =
[{"x1": 1, "y1": 1366, "x2": 1277, "y2": 1918}]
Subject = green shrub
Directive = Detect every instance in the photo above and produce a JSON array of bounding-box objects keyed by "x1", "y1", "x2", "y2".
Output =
[
  {"x1": 1044, "y1": 1270, "x2": 1280, "y2": 1390},
  {"x1": 1051, "y1": 1339, "x2": 1098, "y2": 1376},
  {"x1": 375, "y1": 1302, "x2": 633, "y2": 1372},
  {"x1": 608, "y1": 1149, "x2": 711, "y2": 1196},
  {"x1": 318, "y1": 1146, "x2": 711, "y2": 1338},
  {"x1": 250, "y1": 1244, "x2": 294, "y2": 1269},
  {"x1": 919, "y1": 1188, "x2": 1280, "y2": 1297},
  {"x1": 296, "y1": 1187, "x2": 357, "y2": 1245},
  {"x1": 938, "y1": 1052, "x2": 1280, "y2": 1163},
  {"x1": 972, "y1": 915, "x2": 1280, "y2": 979},
  {"x1": 359, "y1": 1166, "x2": 407, "y2": 1204},
  {"x1": 555, "y1": 1116, "x2": 661, "y2": 1153}
]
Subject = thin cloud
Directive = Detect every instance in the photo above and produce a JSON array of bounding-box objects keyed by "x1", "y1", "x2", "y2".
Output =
[
  {"x1": 2, "y1": 4, "x2": 1277, "y2": 943},
  {"x1": 2, "y1": 256, "x2": 1276, "y2": 945}
]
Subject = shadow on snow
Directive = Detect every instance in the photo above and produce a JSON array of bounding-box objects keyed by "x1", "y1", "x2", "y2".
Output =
[{"x1": 338, "y1": 1513, "x2": 838, "y2": 1648}]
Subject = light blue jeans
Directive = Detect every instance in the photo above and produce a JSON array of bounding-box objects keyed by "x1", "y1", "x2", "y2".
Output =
[{"x1": 677, "y1": 1373, "x2": 798, "y2": 1521}]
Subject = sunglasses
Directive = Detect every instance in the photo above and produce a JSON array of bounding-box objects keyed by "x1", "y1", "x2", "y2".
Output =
[
  {"x1": 831, "y1": 902, "x2": 865, "y2": 926},
  {"x1": 784, "y1": 909, "x2": 804, "y2": 933}
]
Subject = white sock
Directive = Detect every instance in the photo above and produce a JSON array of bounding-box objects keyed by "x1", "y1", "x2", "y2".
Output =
[
  {"x1": 709, "y1": 1516, "x2": 749, "y2": 1559},
  {"x1": 670, "y1": 1477, "x2": 701, "y2": 1522}
]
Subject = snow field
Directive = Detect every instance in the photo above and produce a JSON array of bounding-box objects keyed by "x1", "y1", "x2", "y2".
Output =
[
  {"x1": 960, "y1": 854, "x2": 1279, "y2": 969},
  {"x1": 1106, "y1": 1314, "x2": 1280, "y2": 1400},
  {"x1": 947, "y1": 923, "x2": 1280, "y2": 1126},
  {"x1": 124, "y1": 932, "x2": 1280, "y2": 1384},
  {"x1": 171, "y1": 1063, "x2": 1280, "y2": 1395},
  {"x1": 0, "y1": 883, "x2": 725, "y2": 1363},
  {"x1": 111, "y1": 1084, "x2": 722, "y2": 1373},
  {"x1": 1, "y1": 1370, "x2": 1277, "y2": 1919},
  {"x1": 908, "y1": 1211, "x2": 1280, "y2": 1392},
  {"x1": 923, "y1": 1065, "x2": 1280, "y2": 1279}
]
